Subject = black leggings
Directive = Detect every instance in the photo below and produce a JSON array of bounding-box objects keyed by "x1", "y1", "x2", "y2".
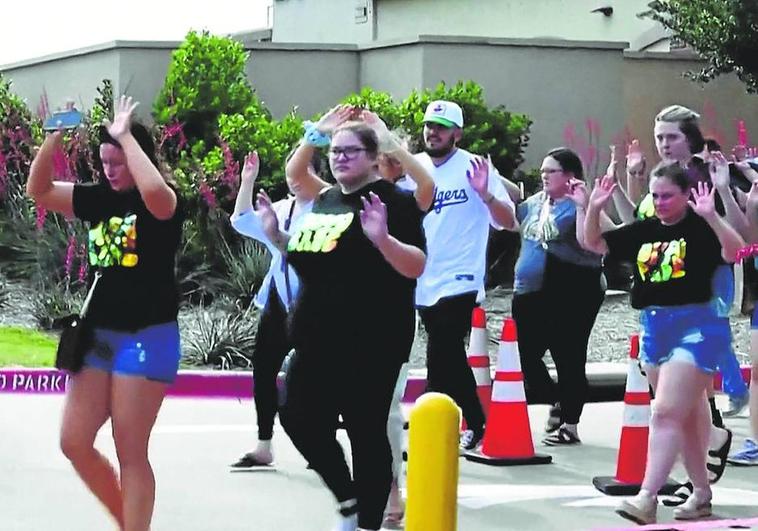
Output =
[
  {"x1": 252, "y1": 289, "x2": 290, "y2": 441},
  {"x1": 512, "y1": 276, "x2": 604, "y2": 425},
  {"x1": 280, "y1": 347, "x2": 403, "y2": 530},
  {"x1": 419, "y1": 292, "x2": 486, "y2": 435}
]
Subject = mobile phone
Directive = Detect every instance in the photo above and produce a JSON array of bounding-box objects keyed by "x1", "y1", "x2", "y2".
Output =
[{"x1": 43, "y1": 110, "x2": 83, "y2": 132}]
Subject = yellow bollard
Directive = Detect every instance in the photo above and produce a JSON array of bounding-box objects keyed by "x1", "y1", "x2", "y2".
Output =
[{"x1": 405, "y1": 392, "x2": 460, "y2": 531}]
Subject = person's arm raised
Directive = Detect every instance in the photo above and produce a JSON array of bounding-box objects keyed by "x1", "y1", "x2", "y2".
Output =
[
  {"x1": 710, "y1": 150, "x2": 751, "y2": 240},
  {"x1": 467, "y1": 157, "x2": 518, "y2": 231},
  {"x1": 105, "y1": 96, "x2": 176, "y2": 220},
  {"x1": 584, "y1": 175, "x2": 618, "y2": 254},
  {"x1": 689, "y1": 181, "x2": 745, "y2": 263},
  {"x1": 360, "y1": 192, "x2": 426, "y2": 279},
  {"x1": 361, "y1": 109, "x2": 434, "y2": 211},
  {"x1": 285, "y1": 105, "x2": 349, "y2": 194},
  {"x1": 26, "y1": 131, "x2": 75, "y2": 218},
  {"x1": 233, "y1": 152, "x2": 259, "y2": 219}
]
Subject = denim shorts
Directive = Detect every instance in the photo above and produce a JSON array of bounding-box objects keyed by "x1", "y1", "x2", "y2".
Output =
[
  {"x1": 639, "y1": 304, "x2": 724, "y2": 374},
  {"x1": 84, "y1": 321, "x2": 182, "y2": 383}
]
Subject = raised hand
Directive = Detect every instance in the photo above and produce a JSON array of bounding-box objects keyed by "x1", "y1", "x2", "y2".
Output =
[
  {"x1": 315, "y1": 105, "x2": 354, "y2": 134},
  {"x1": 360, "y1": 109, "x2": 391, "y2": 138},
  {"x1": 606, "y1": 145, "x2": 618, "y2": 181},
  {"x1": 467, "y1": 157, "x2": 490, "y2": 198},
  {"x1": 241, "y1": 151, "x2": 260, "y2": 183},
  {"x1": 732, "y1": 146, "x2": 758, "y2": 172},
  {"x1": 255, "y1": 190, "x2": 280, "y2": 242},
  {"x1": 708, "y1": 150, "x2": 730, "y2": 189},
  {"x1": 566, "y1": 178, "x2": 589, "y2": 209},
  {"x1": 589, "y1": 175, "x2": 617, "y2": 210},
  {"x1": 104, "y1": 95, "x2": 139, "y2": 140},
  {"x1": 688, "y1": 181, "x2": 716, "y2": 220},
  {"x1": 747, "y1": 180, "x2": 758, "y2": 213},
  {"x1": 626, "y1": 139, "x2": 646, "y2": 177},
  {"x1": 359, "y1": 192, "x2": 389, "y2": 247}
]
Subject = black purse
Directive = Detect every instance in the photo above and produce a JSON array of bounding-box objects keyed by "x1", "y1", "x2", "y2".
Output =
[{"x1": 55, "y1": 272, "x2": 102, "y2": 373}]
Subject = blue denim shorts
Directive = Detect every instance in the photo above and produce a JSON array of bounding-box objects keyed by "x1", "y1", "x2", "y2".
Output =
[
  {"x1": 639, "y1": 304, "x2": 724, "y2": 374},
  {"x1": 84, "y1": 321, "x2": 182, "y2": 383}
]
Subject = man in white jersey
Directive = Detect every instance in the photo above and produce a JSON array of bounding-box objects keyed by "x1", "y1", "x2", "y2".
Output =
[{"x1": 415, "y1": 100, "x2": 518, "y2": 451}]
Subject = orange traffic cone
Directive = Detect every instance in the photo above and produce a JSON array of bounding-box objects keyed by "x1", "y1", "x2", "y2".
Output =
[
  {"x1": 467, "y1": 308, "x2": 492, "y2": 417},
  {"x1": 465, "y1": 318, "x2": 552, "y2": 466},
  {"x1": 592, "y1": 335, "x2": 678, "y2": 495}
]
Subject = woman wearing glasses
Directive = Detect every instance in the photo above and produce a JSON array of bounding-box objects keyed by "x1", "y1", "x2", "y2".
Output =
[
  {"x1": 509, "y1": 147, "x2": 606, "y2": 445},
  {"x1": 229, "y1": 148, "x2": 327, "y2": 468},
  {"x1": 262, "y1": 113, "x2": 427, "y2": 531}
]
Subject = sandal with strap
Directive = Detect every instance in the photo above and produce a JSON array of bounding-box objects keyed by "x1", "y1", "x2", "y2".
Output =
[
  {"x1": 707, "y1": 428, "x2": 732, "y2": 484},
  {"x1": 229, "y1": 452, "x2": 274, "y2": 468},
  {"x1": 662, "y1": 482, "x2": 692, "y2": 507},
  {"x1": 542, "y1": 426, "x2": 581, "y2": 446}
]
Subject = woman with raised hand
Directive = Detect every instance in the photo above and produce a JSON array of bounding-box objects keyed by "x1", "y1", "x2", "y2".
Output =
[
  {"x1": 584, "y1": 164, "x2": 744, "y2": 525},
  {"x1": 508, "y1": 147, "x2": 606, "y2": 445},
  {"x1": 229, "y1": 149, "x2": 327, "y2": 468},
  {"x1": 26, "y1": 96, "x2": 184, "y2": 531},
  {"x1": 261, "y1": 119, "x2": 426, "y2": 531}
]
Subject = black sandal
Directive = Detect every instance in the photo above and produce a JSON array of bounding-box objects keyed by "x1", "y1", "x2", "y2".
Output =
[
  {"x1": 662, "y1": 482, "x2": 692, "y2": 507},
  {"x1": 229, "y1": 453, "x2": 274, "y2": 468},
  {"x1": 542, "y1": 426, "x2": 581, "y2": 446},
  {"x1": 707, "y1": 428, "x2": 732, "y2": 483}
]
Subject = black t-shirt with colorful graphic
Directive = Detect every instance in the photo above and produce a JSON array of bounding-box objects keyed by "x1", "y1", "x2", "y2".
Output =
[
  {"x1": 603, "y1": 209, "x2": 723, "y2": 309},
  {"x1": 287, "y1": 179, "x2": 425, "y2": 363},
  {"x1": 73, "y1": 182, "x2": 184, "y2": 331}
]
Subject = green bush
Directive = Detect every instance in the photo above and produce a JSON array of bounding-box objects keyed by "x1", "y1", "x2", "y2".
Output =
[
  {"x1": 218, "y1": 237, "x2": 271, "y2": 309},
  {"x1": 182, "y1": 304, "x2": 258, "y2": 369},
  {"x1": 343, "y1": 81, "x2": 532, "y2": 179},
  {"x1": 31, "y1": 277, "x2": 85, "y2": 330}
]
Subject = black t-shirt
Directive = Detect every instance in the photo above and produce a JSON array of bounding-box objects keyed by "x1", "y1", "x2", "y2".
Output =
[
  {"x1": 287, "y1": 179, "x2": 425, "y2": 363},
  {"x1": 73, "y1": 182, "x2": 184, "y2": 331},
  {"x1": 603, "y1": 209, "x2": 723, "y2": 309}
]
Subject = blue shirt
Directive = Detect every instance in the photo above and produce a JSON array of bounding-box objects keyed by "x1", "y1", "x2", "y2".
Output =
[{"x1": 514, "y1": 193, "x2": 602, "y2": 294}]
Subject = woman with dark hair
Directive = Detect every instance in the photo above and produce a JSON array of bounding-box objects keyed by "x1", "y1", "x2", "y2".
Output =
[
  {"x1": 507, "y1": 147, "x2": 606, "y2": 445},
  {"x1": 26, "y1": 96, "x2": 184, "y2": 531},
  {"x1": 260, "y1": 118, "x2": 426, "y2": 531},
  {"x1": 229, "y1": 148, "x2": 328, "y2": 468},
  {"x1": 585, "y1": 164, "x2": 744, "y2": 525}
]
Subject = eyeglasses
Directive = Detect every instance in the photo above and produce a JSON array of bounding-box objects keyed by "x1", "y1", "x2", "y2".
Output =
[
  {"x1": 541, "y1": 168, "x2": 564, "y2": 176},
  {"x1": 329, "y1": 146, "x2": 368, "y2": 160}
]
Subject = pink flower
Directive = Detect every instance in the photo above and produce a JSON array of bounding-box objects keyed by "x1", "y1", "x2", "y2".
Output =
[
  {"x1": 563, "y1": 123, "x2": 577, "y2": 148},
  {"x1": 35, "y1": 207, "x2": 47, "y2": 231},
  {"x1": 64, "y1": 235, "x2": 76, "y2": 278},
  {"x1": 159, "y1": 120, "x2": 188, "y2": 152},
  {"x1": 199, "y1": 181, "x2": 217, "y2": 209},
  {"x1": 53, "y1": 146, "x2": 69, "y2": 179},
  {"x1": 220, "y1": 140, "x2": 240, "y2": 195},
  {"x1": 78, "y1": 244, "x2": 88, "y2": 282}
]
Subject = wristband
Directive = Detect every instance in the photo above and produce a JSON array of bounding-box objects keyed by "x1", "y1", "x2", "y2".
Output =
[{"x1": 302, "y1": 121, "x2": 331, "y2": 147}]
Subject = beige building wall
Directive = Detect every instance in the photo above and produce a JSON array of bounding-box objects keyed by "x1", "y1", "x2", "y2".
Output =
[
  {"x1": 419, "y1": 38, "x2": 627, "y2": 171},
  {"x1": 3, "y1": 38, "x2": 757, "y2": 176},
  {"x1": 272, "y1": 0, "x2": 657, "y2": 46},
  {"x1": 272, "y1": 0, "x2": 375, "y2": 44},
  {"x1": 622, "y1": 51, "x2": 758, "y2": 165}
]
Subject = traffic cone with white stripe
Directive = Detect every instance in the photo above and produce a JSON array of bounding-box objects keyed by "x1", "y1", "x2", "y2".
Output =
[
  {"x1": 465, "y1": 318, "x2": 552, "y2": 466},
  {"x1": 467, "y1": 308, "x2": 491, "y2": 417},
  {"x1": 592, "y1": 334, "x2": 678, "y2": 495}
]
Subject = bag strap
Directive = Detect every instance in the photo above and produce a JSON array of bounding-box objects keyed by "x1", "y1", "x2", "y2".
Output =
[
  {"x1": 281, "y1": 199, "x2": 297, "y2": 306},
  {"x1": 79, "y1": 271, "x2": 102, "y2": 318}
]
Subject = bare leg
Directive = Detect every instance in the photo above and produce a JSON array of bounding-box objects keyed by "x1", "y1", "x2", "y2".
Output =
[
  {"x1": 640, "y1": 361, "x2": 711, "y2": 495},
  {"x1": 750, "y1": 331, "x2": 758, "y2": 441},
  {"x1": 680, "y1": 390, "x2": 711, "y2": 496},
  {"x1": 59, "y1": 368, "x2": 123, "y2": 529},
  {"x1": 111, "y1": 375, "x2": 167, "y2": 531}
]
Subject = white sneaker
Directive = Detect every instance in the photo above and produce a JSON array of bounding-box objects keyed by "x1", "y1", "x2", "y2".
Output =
[
  {"x1": 673, "y1": 494, "x2": 712, "y2": 520},
  {"x1": 332, "y1": 513, "x2": 358, "y2": 531}
]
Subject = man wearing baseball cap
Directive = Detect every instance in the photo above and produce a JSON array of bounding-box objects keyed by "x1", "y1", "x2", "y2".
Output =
[{"x1": 414, "y1": 100, "x2": 518, "y2": 452}]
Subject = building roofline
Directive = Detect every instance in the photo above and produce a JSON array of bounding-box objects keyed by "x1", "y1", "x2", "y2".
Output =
[{"x1": 1, "y1": 33, "x2": 633, "y2": 72}]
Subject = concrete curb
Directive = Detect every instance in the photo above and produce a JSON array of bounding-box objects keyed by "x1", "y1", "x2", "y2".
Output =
[{"x1": 0, "y1": 364, "x2": 751, "y2": 401}]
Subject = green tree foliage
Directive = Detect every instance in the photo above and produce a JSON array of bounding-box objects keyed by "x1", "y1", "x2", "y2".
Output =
[
  {"x1": 343, "y1": 81, "x2": 532, "y2": 179},
  {"x1": 642, "y1": 0, "x2": 758, "y2": 92}
]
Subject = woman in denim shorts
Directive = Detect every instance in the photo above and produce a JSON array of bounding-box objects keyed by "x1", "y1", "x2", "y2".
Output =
[
  {"x1": 27, "y1": 96, "x2": 184, "y2": 531},
  {"x1": 584, "y1": 163, "x2": 744, "y2": 525}
]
